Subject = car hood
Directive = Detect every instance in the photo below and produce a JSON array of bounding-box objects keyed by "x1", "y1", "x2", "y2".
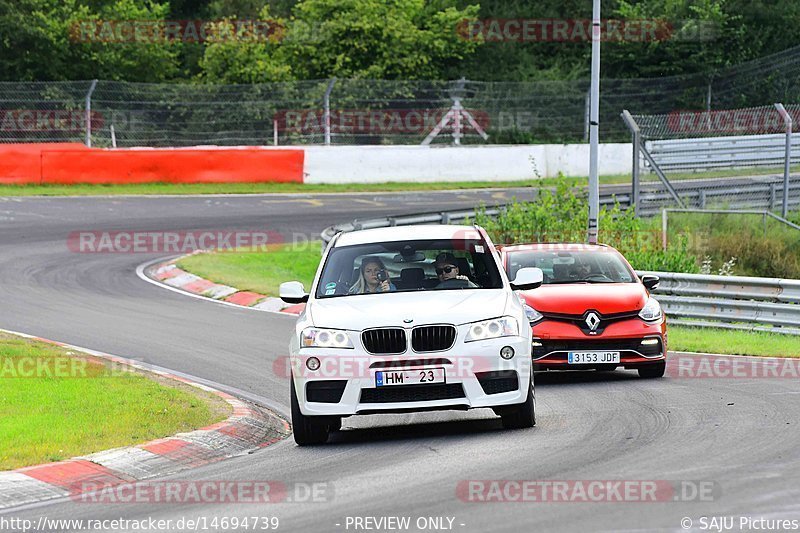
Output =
[
  {"x1": 308, "y1": 290, "x2": 510, "y2": 330},
  {"x1": 520, "y1": 283, "x2": 647, "y2": 315}
]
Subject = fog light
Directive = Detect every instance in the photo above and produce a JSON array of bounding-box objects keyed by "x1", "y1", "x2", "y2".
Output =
[
  {"x1": 306, "y1": 357, "x2": 321, "y2": 371},
  {"x1": 500, "y1": 346, "x2": 515, "y2": 360},
  {"x1": 641, "y1": 338, "x2": 660, "y2": 345}
]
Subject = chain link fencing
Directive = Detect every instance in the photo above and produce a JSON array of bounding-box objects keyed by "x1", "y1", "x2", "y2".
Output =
[
  {"x1": 2, "y1": 44, "x2": 800, "y2": 147},
  {"x1": 622, "y1": 104, "x2": 800, "y2": 218}
]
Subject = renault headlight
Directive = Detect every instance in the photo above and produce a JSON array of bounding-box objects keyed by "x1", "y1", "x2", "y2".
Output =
[
  {"x1": 638, "y1": 297, "x2": 663, "y2": 322},
  {"x1": 523, "y1": 303, "x2": 543, "y2": 324},
  {"x1": 465, "y1": 317, "x2": 519, "y2": 342},
  {"x1": 301, "y1": 327, "x2": 354, "y2": 348}
]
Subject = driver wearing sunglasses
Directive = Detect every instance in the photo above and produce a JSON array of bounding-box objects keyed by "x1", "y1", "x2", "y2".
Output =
[{"x1": 434, "y1": 252, "x2": 477, "y2": 288}]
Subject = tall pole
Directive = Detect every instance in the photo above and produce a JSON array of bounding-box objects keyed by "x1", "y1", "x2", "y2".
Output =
[
  {"x1": 85, "y1": 79, "x2": 98, "y2": 147},
  {"x1": 587, "y1": 0, "x2": 601, "y2": 244},
  {"x1": 323, "y1": 77, "x2": 337, "y2": 146}
]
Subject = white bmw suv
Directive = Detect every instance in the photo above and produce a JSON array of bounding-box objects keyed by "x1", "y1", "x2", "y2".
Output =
[{"x1": 280, "y1": 225, "x2": 543, "y2": 445}]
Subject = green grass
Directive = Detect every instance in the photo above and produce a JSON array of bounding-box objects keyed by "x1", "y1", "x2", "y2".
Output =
[
  {"x1": 177, "y1": 243, "x2": 322, "y2": 296},
  {"x1": 661, "y1": 210, "x2": 800, "y2": 278},
  {"x1": 0, "y1": 332, "x2": 230, "y2": 470},
  {"x1": 0, "y1": 179, "x2": 558, "y2": 196},
  {"x1": 669, "y1": 326, "x2": 800, "y2": 358},
  {"x1": 0, "y1": 163, "x2": 792, "y2": 196}
]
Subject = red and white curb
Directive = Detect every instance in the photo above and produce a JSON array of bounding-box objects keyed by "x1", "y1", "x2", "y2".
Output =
[
  {"x1": 0, "y1": 329, "x2": 291, "y2": 511},
  {"x1": 141, "y1": 256, "x2": 305, "y2": 315}
]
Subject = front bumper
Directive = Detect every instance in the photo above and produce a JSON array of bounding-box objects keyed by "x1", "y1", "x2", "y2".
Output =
[
  {"x1": 292, "y1": 335, "x2": 532, "y2": 416},
  {"x1": 532, "y1": 318, "x2": 666, "y2": 370}
]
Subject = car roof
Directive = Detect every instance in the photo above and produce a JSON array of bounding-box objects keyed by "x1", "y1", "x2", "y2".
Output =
[
  {"x1": 334, "y1": 225, "x2": 483, "y2": 247},
  {"x1": 500, "y1": 243, "x2": 616, "y2": 253}
]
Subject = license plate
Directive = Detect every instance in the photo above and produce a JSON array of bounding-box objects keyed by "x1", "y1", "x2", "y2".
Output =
[
  {"x1": 375, "y1": 368, "x2": 445, "y2": 387},
  {"x1": 568, "y1": 351, "x2": 621, "y2": 364}
]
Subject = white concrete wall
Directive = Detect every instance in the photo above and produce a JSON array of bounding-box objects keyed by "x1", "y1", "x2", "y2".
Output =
[{"x1": 303, "y1": 143, "x2": 632, "y2": 183}]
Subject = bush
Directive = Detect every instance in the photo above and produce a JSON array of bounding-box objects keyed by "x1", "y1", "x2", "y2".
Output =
[{"x1": 470, "y1": 178, "x2": 700, "y2": 273}]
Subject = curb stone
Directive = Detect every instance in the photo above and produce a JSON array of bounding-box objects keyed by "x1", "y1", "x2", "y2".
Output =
[
  {"x1": 0, "y1": 330, "x2": 291, "y2": 511},
  {"x1": 149, "y1": 257, "x2": 305, "y2": 315}
]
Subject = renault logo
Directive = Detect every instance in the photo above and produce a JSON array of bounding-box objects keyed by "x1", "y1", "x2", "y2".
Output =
[{"x1": 585, "y1": 312, "x2": 601, "y2": 331}]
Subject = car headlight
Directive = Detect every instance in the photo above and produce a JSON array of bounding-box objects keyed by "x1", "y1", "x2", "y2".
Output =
[
  {"x1": 523, "y1": 303, "x2": 543, "y2": 324},
  {"x1": 301, "y1": 327, "x2": 354, "y2": 348},
  {"x1": 638, "y1": 297, "x2": 663, "y2": 322},
  {"x1": 464, "y1": 316, "x2": 519, "y2": 342}
]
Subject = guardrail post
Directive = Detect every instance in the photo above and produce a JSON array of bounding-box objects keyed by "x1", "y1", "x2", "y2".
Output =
[
  {"x1": 698, "y1": 189, "x2": 706, "y2": 209},
  {"x1": 769, "y1": 183, "x2": 777, "y2": 210},
  {"x1": 774, "y1": 103, "x2": 792, "y2": 218},
  {"x1": 323, "y1": 78, "x2": 337, "y2": 146},
  {"x1": 620, "y1": 110, "x2": 641, "y2": 216},
  {"x1": 662, "y1": 208, "x2": 668, "y2": 251},
  {"x1": 85, "y1": 79, "x2": 98, "y2": 147}
]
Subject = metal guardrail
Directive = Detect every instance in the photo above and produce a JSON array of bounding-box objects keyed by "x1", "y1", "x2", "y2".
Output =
[
  {"x1": 637, "y1": 179, "x2": 800, "y2": 214},
  {"x1": 321, "y1": 208, "x2": 800, "y2": 336},
  {"x1": 321, "y1": 179, "x2": 799, "y2": 243},
  {"x1": 638, "y1": 270, "x2": 800, "y2": 335},
  {"x1": 646, "y1": 133, "x2": 800, "y2": 173}
]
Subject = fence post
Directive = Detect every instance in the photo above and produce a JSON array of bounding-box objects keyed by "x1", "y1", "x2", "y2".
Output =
[
  {"x1": 774, "y1": 103, "x2": 792, "y2": 218},
  {"x1": 85, "y1": 79, "x2": 98, "y2": 147},
  {"x1": 453, "y1": 97, "x2": 462, "y2": 145},
  {"x1": 620, "y1": 110, "x2": 641, "y2": 215},
  {"x1": 323, "y1": 78, "x2": 337, "y2": 146}
]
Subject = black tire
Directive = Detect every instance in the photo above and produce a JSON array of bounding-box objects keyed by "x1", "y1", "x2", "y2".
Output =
[
  {"x1": 290, "y1": 380, "x2": 330, "y2": 445},
  {"x1": 329, "y1": 417, "x2": 342, "y2": 432},
  {"x1": 500, "y1": 379, "x2": 536, "y2": 429},
  {"x1": 638, "y1": 361, "x2": 666, "y2": 379}
]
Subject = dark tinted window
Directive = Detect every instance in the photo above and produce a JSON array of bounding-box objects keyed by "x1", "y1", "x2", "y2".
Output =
[{"x1": 506, "y1": 249, "x2": 635, "y2": 284}]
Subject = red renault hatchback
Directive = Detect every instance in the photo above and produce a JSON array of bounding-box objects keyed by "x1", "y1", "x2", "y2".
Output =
[{"x1": 497, "y1": 243, "x2": 667, "y2": 378}]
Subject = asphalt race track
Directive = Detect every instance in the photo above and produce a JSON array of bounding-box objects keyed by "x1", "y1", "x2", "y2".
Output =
[{"x1": 2, "y1": 189, "x2": 799, "y2": 533}]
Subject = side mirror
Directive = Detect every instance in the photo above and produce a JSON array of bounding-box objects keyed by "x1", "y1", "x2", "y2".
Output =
[
  {"x1": 279, "y1": 281, "x2": 309, "y2": 304},
  {"x1": 641, "y1": 274, "x2": 660, "y2": 291},
  {"x1": 510, "y1": 267, "x2": 543, "y2": 291}
]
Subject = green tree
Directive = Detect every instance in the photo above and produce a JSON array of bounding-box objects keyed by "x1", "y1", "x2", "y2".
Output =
[
  {"x1": 199, "y1": 0, "x2": 482, "y2": 82},
  {"x1": 0, "y1": 0, "x2": 181, "y2": 82},
  {"x1": 284, "y1": 0, "x2": 480, "y2": 79},
  {"x1": 198, "y1": 8, "x2": 294, "y2": 82}
]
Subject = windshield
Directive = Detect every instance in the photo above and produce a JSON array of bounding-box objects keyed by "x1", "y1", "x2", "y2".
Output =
[
  {"x1": 315, "y1": 238, "x2": 504, "y2": 298},
  {"x1": 506, "y1": 249, "x2": 636, "y2": 284}
]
